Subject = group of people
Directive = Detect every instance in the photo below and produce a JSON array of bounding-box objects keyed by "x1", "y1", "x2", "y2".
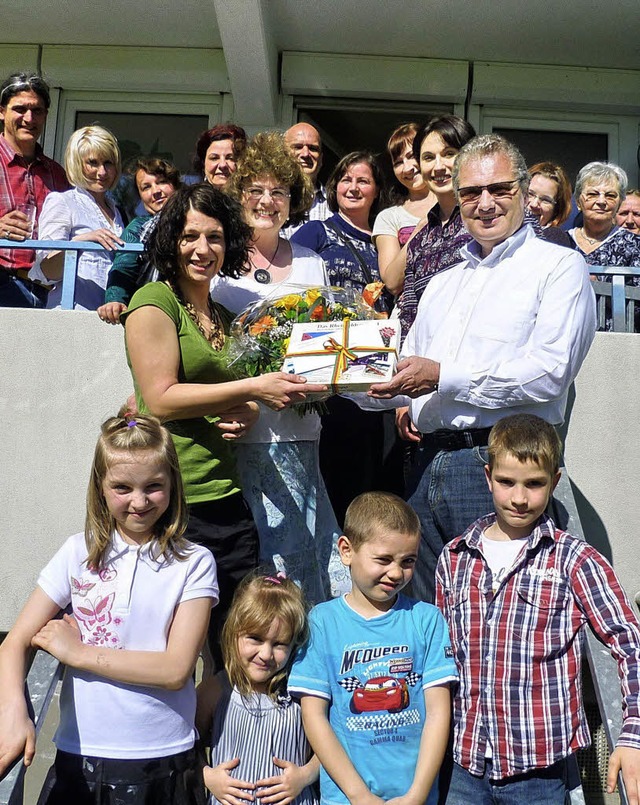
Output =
[{"x1": 2, "y1": 67, "x2": 640, "y2": 805}]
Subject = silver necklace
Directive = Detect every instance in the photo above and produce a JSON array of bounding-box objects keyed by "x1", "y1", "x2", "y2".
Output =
[{"x1": 250, "y1": 240, "x2": 280, "y2": 284}]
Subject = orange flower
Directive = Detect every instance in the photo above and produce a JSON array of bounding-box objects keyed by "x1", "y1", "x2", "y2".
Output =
[
  {"x1": 249, "y1": 315, "x2": 277, "y2": 335},
  {"x1": 310, "y1": 303, "x2": 326, "y2": 321}
]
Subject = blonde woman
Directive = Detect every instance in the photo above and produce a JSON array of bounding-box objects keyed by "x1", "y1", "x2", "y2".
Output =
[{"x1": 29, "y1": 125, "x2": 124, "y2": 309}]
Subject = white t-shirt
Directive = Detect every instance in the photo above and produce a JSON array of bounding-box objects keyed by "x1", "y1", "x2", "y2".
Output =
[
  {"x1": 37, "y1": 531, "x2": 218, "y2": 759},
  {"x1": 481, "y1": 533, "x2": 528, "y2": 593},
  {"x1": 212, "y1": 242, "x2": 328, "y2": 443},
  {"x1": 372, "y1": 205, "x2": 420, "y2": 246}
]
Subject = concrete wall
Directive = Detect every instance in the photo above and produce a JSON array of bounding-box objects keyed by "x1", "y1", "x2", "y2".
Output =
[
  {"x1": 1, "y1": 315, "x2": 638, "y2": 628},
  {"x1": 563, "y1": 333, "x2": 640, "y2": 607},
  {"x1": 1, "y1": 310, "x2": 133, "y2": 629}
]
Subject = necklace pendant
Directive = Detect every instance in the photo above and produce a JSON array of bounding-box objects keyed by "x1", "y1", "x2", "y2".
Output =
[{"x1": 254, "y1": 268, "x2": 272, "y2": 284}]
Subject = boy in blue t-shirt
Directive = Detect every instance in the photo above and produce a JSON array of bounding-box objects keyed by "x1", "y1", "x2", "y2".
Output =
[{"x1": 289, "y1": 492, "x2": 457, "y2": 805}]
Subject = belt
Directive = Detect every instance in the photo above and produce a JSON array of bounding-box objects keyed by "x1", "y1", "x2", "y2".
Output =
[{"x1": 421, "y1": 427, "x2": 492, "y2": 451}]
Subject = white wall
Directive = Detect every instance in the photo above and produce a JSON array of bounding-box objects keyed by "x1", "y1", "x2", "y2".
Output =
[
  {"x1": 563, "y1": 333, "x2": 640, "y2": 606},
  {"x1": 0, "y1": 310, "x2": 133, "y2": 629},
  {"x1": 0, "y1": 317, "x2": 638, "y2": 629}
]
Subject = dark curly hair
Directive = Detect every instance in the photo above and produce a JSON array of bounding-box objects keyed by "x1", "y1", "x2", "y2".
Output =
[
  {"x1": 147, "y1": 183, "x2": 252, "y2": 284},
  {"x1": 227, "y1": 131, "x2": 314, "y2": 228},
  {"x1": 193, "y1": 124, "x2": 247, "y2": 176},
  {"x1": 325, "y1": 151, "x2": 388, "y2": 226}
]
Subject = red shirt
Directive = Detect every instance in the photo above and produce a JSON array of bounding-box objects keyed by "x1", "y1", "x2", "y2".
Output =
[
  {"x1": 436, "y1": 513, "x2": 640, "y2": 780},
  {"x1": 0, "y1": 135, "x2": 69, "y2": 271}
]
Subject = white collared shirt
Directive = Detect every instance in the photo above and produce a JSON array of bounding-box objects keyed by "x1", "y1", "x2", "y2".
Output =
[
  {"x1": 29, "y1": 186, "x2": 124, "y2": 310},
  {"x1": 283, "y1": 184, "x2": 330, "y2": 238},
  {"x1": 400, "y1": 225, "x2": 596, "y2": 431}
]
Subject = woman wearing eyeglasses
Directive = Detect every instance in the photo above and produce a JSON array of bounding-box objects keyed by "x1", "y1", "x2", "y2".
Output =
[
  {"x1": 526, "y1": 162, "x2": 572, "y2": 229},
  {"x1": 568, "y1": 161, "x2": 640, "y2": 329},
  {"x1": 212, "y1": 131, "x2": 349, "y2": 603}
]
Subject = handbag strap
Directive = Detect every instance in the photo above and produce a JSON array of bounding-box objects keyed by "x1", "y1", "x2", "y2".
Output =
[{"x1": 324, "y1": 219, "x2": 374, "y2": 286}]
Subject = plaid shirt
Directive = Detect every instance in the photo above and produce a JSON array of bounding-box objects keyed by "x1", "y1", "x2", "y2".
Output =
[
  {"x1": 0, "y1": 135, "x2": 69, "y2": 271},
  {"x1": 435, "y1": 513, "x2": 640, "y2": 780}
]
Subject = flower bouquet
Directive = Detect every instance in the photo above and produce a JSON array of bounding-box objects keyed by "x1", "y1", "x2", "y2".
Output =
[{"x1": 227, "y1": 284, "x2": 376, "y2": 414}]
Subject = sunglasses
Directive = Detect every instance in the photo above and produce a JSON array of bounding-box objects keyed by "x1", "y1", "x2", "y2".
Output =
[{"x1": 457, "y1": 179, "x2": 520, "y2": 204}]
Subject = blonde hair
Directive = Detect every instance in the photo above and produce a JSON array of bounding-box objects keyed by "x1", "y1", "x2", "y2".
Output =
[
  {"x1": 488, "y1": 414, "x2": 562, "y2": 476},
  {"x1": 221, "y1": 574, "x2": 309, "y2": 700},
  {"x1": 64, "y1": 125, "x2": 122, "y2": 190},
  {"x1": 85, "y1": 414, "x2": 189, "y2": 570},
  {"x1": 344, "y1": 492, "x2": 420, "y2": 550}
]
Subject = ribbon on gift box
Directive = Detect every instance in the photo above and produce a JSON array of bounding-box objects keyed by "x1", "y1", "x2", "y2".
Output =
[{"x1": 285, "y1": 318, "x2": 397, "y2": 391}]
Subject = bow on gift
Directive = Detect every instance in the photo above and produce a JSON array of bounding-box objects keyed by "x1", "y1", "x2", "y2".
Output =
[{"x1": 323, "y1": 335, "x2": 357, "y2": 379}]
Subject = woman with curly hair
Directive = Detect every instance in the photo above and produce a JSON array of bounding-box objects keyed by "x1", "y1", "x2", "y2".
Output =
[
  {"x1": 121, "y1": 183, "x2": 323, "y2": 667},
  {"x1": 212, "y1": 131, "x2": 350, "y2": 603}
]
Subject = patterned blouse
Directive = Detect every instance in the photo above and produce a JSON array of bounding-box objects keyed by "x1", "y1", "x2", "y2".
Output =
[{"x1": 399, "y1": 203, "x2": 472, "y2": 339}]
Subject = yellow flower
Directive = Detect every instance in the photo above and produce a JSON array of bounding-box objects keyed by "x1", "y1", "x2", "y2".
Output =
[
  {"x1": 282, "y1": 337, "x2": 291, "y2": 353},
  {"x1": 274, "y1": 294, "x2": 303, "y2": 310},
  {"x1": 305, "y1": 288, "x2": 321, "y2": 304}
]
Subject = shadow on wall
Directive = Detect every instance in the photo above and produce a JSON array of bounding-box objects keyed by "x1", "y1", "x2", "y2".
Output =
[{"x1": 556, "y1": 382, "x2": 612, "y2": 562}]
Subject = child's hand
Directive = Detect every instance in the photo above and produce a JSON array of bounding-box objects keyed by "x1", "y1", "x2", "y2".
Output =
[
  {"x1": 349, "y1": 792, "x2": 385, "y2": 805},
  {"x1": 31, "y1": 614, "x2": 82, "y2": 665},
  {"x1": 255, "y1": 757, "x2": 313, "y2": 805},
  {"x1": 0, "y1": 698, "x2": 36, "y2": 775},
  {"x1": 203, "y1": 759, "x2": 255, "y2": 805}
]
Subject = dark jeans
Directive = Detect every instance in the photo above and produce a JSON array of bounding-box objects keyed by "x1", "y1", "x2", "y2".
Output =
[
  {"x1": 0, "y1": 271, "x2": 47, "y2": 307},
  {"x1": 38, "y1": 748, "x2": 206, "y2": 805},
  {"x1": 320, "y1": 396, "x2": 405, "y2": 528},
  {"x1": 184, "y1": 492, "x2": 259, "y2": 668},
  {"x1": 444, "y1": 758, "x2": 569, "y2": 805},
  {"x1": 406, "y1": 443, "x2": 494, "y2": 603}
]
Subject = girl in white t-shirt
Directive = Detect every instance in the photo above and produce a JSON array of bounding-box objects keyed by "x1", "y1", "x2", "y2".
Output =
[
  {"x1": 196, "y1": 574, "x2": 318, "y2": 805},
  {"x1": 0, "y1": 414, "x2": 218, "y2": 804}
]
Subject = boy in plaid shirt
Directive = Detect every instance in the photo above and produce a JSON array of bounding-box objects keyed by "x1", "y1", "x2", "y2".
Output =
[{"x1": 436, "y1": 413, "x2": 640, "y2": 804}]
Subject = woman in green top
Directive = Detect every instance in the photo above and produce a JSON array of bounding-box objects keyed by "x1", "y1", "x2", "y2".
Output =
[{"x1": 122, "y1": 183, "x2": 323, "y2": 668}]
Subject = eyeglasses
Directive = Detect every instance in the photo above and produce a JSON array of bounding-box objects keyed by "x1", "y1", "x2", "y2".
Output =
[
  {"x1": 582, "y1": 190, "x2": 619, "y2": 204},
  {"x1": 244, "y1": 186, "x2": 291, "y2": 203},
  {"x1": 527, "y1": 190, "x2": 556, "y2": 208},
  {"x1": 457, "y1": 179, "x2": 521, "y2": 204}
]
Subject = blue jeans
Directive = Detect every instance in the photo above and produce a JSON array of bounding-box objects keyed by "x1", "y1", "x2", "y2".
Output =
[
  {"x1": 0, "y1": 272, "x2": 47, "y2": 307},
  {"x1": 406, "y1": 444, "x2": 494, "y2": 603},
  {"x1": 445, "y1": 759, "x2": 569, "y2": 805}
]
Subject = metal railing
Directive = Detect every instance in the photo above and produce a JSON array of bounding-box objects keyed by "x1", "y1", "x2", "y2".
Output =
[
  {"x1": 1, "y1": 239, "x2": 640, "y2": 330},
  {"x1": 591, "y1": 268, "x2": 640, "y2": 333},
  {"x1": 0, "y1": 239, "x2": 143, "y2": 310},
  {"x1": 0, "y1": 650, "x2": 62, "y2": 805}
]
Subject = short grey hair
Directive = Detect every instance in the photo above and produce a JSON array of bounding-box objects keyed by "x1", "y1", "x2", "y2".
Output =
[
  {"x1": 452, "y1": 134, "x2": 529, "y2": 196},
  {"x1": 574, "y1": 161, "x2": 627, "y2": 201}
]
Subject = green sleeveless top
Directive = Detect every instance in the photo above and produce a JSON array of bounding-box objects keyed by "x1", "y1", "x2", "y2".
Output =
[{"x1": 122, "y1": 281, "x2": 241, "y2": 504}]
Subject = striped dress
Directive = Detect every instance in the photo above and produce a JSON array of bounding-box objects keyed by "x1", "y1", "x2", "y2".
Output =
[{"x1": 209, "y1": 678, "x2": 318, "y2": 805}]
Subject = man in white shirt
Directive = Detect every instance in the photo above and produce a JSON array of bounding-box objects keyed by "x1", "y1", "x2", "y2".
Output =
[
  {"x1": 367, "y1": 134, "x2": 597, "y2": 602},
  {"x1": 283, "y1": 122, "x2": 329, "y2": 237}
]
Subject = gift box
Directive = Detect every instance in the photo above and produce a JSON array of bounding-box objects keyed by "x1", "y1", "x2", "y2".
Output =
[{"x1": 283, "y1": 319, "x2": 400, "y2": 396}]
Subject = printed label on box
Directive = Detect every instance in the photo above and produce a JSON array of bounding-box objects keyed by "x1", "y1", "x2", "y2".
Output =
[{"x1": 283, "y1": 319, "x2": 400, "y2": 395}]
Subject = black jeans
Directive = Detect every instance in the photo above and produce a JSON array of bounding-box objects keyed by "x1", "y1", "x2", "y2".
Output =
[
  {"x1": 38, "y1": 748, "x2": 206, "y2": 805},
  {"x1": 184, "y1": 492, "x2": 259, "y2": 668}
]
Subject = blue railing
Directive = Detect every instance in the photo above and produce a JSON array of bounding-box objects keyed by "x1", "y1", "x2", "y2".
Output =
[
  {"x1": 0, "y1": 239, "x2": 143, "y2": 310},
  {"x1": 1, "y1": 239, "x2": 639, "y2": 331}
]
